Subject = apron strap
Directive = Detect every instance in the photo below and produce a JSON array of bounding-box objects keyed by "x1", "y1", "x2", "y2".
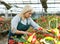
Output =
[
  {"x1": 20, "y1": 17, "x2": 22, "y2": 23},
  {"x1": 20, "y1": 17, "x2": 28, "y2": 25},
  {"x1": 26, "y1": 18, "x2": 28, "y2": 25}
]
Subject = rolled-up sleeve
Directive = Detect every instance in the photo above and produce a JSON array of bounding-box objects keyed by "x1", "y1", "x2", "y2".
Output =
[
  {"x1": 30, "y1": 18, "x2": 40, "y2": 29},
  {"x1": 11, "y1": 16, "x2": 20, "y2": 33}
]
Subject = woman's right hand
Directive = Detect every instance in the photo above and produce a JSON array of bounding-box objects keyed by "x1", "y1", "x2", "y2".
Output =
[
  {"x1": 25, "y1": 32, "x2": 33, "y2": 36},
  {"x1": 24, "y1": 32, "x2": 33, "y2": 40}
]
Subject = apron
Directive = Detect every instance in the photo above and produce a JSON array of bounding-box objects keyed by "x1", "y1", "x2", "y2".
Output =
[{"x1": 8, "y1": 18, "x2": 30, "y2": 44}]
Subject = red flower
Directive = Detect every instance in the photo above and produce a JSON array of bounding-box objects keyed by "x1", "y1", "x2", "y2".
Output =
[
  {"x1": 18, "y1": 42, "x2": 24, "y2": 44},
  {"x1": 38, "y1": 38, "x2": 42, "y2": 40},
  {"x1": 59, "y1": 30, "x2": 60, "y2": 33},
  {"x1": 31, "y1": 35, "x2": 36, "y2": 44},
  {"x1": 51, "y1": 29, "x2": 55, "y2": 34},
  {"x1": 42, "y1": 19, "x2": 46, "y2": 22},
  {"x1": 58, "y1": 25, "x2": 60, "y2": 30},
  {"x1": 8, "y1": 39, "x2": 15, "y2": 44},
  {"x1": 37, "y1": 32, "x2": 40, "y2": 34},
  {"x1": 43, "y1": 34, "x2": 54, "y2": 37},
  {"x1": 57, "y1": 34, "x2": 60, "y2": 40},
  {"x1": 41, "y1": 16, "x2": 46, "y2": 22}
]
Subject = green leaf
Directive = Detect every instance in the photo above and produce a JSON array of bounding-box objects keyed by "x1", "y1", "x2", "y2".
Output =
[{"x1": 13, "y1": 36, "x2": 27, "y2": 42}]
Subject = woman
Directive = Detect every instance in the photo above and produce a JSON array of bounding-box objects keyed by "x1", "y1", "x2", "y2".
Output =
[{"x1": 8, "y1": 5, "x2": 43, "y2": 44}]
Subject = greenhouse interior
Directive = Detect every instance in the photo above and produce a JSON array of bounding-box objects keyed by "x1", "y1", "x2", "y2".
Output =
[{"x1": 0, "y1": 0, "x2": 60, "y2": 44}]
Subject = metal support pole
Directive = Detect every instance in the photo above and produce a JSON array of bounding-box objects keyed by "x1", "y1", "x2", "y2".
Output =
[{"x1": 5, "y1": 8, "x2": 8, "y2": 19}]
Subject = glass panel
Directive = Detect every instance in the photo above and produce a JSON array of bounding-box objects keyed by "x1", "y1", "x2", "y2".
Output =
[
  {"x1": 31, "y1": 0, "x2": 39, "y2": 3},
  {"x1": 2, "y1": 0, "x2": 15, "y2": 3},
  {"x1": 1, "y1": 0, "x2": 60, "y2": 13}
]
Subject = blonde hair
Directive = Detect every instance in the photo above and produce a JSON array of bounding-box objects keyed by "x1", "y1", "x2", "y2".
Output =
[{"x1": 18, "y1": 5, "x2": 33, "y2": 20}]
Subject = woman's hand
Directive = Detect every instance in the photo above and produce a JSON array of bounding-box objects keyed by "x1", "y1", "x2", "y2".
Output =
[
  {"x1": 25, "y1": 32, "x2": 33, "y2": 36},
  {"x1": 37, "y1": 27, "x2": 48, "y2": 34},
  {"x1": 38, "y1": 27, "x2": 43, "y2": 31},
  {"x1": 24, "y1": 32, "x2": 33, "y2": 40}
]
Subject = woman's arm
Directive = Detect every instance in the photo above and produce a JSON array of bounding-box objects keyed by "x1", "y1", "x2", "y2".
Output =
[
  {"x1": 11, "y1": 28, "x2": 29, "y2": 35},
  {"x1": 15, "y1": 30, "x2": 31, "y2": 35},
  {"x1": 30, "y1": 18, "x2": 48, "y2": 34},
  {"x1": 30, "y1": 18, "x2": 40, "y2": 29}
]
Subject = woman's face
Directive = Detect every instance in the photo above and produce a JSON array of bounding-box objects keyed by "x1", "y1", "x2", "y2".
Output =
[{"x1": 24, "y1": 11, "x2": 32, "y2": 18}]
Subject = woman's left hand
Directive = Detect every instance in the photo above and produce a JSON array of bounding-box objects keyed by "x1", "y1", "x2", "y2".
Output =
[
  {"x1": 37, "y1": 27, "x2": 48, "y2": 34},
  {"x1": 27, "y1": 32, "x2": 33, "y2": 36},
  {"x1": 38, "y1": 27, "x2": 43, "y2": 31},
  {"x1": 25, "y1": 31, "x2": 33, "y2": 36}
]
